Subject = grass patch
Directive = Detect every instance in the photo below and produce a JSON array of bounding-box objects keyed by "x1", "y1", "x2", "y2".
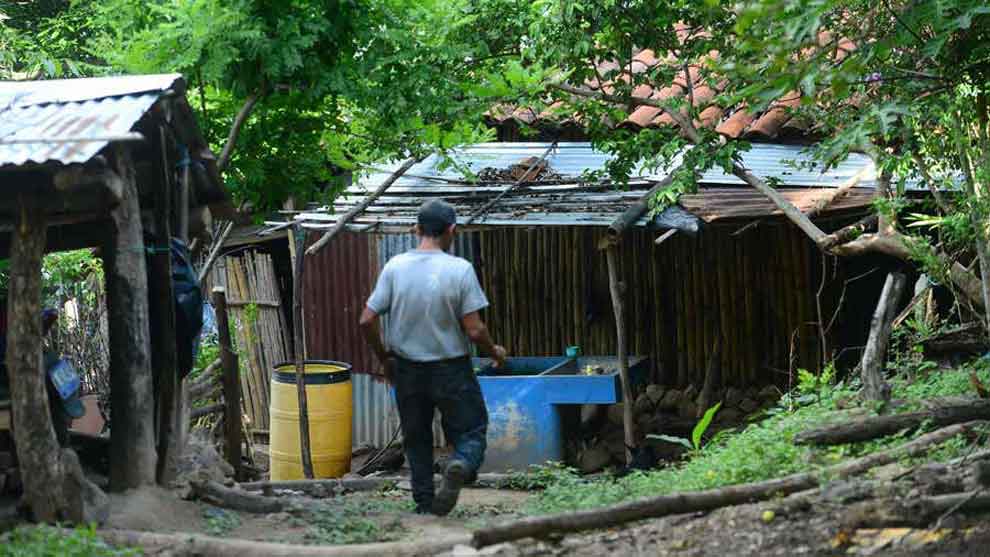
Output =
[
  {"x1": 531, "y1": 364, "x2": 990, "y2": 514},
  {"x1": 0, "y1": 524, "x2": 137, "y2": 557},
  {"x1": 202, "y1": 507, "x2": 242, "y2": 537},
  {"x1": 300, "y1": 493, "x2": 412, "y2": 545}
]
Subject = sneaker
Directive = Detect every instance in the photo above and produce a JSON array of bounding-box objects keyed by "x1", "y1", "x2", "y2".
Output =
[{"x1": 432, "y1": 459, "x2": 467, "y2": 516}]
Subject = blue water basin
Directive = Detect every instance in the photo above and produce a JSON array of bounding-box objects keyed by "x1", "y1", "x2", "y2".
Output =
[{"x1": 473, "y1": 356, "x2": 647, "y2": 472}]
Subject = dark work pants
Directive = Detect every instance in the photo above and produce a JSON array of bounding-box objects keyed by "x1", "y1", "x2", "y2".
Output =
[{"x1": 393, "y1": 356, "x2": 488, "y2": 510}]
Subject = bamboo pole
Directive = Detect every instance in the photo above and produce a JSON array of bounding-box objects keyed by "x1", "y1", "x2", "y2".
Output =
[
  {"x1": 672, "y1": 236, "x2": 687, "y2": 385},
  {"x1": 573, "y1": 230, "x2": 584, "y2": 354},
  {"x1": 740, "y1": 227, "x2": 757, "y2": 385}
]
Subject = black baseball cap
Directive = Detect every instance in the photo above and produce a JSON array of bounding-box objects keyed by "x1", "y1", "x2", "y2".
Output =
[{"x1": 417, "y1": 200, "x2": 457, "y2": 235}]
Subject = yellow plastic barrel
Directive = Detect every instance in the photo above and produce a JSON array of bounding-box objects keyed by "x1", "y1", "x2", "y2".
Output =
[{"x1": 270, "y1": 360, "x2": 352, "y2": 480}]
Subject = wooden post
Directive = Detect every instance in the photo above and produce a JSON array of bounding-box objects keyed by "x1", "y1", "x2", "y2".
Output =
[
  {"x1": 7, "y1": 197, "x2": 61, "y2": 518},
  {"x1": 292, "y1": 228, "x2": 315, "y2": 479},
  {"x1": 151, "y1": 126, "x2": 181, "y2": 485},
  {"x1": 105, "y1": 144, "x2": 157, "y2": 491},
  {"x1": 605, "y1": 241, "x2": 636, "y2": 464},
  {"x1": 212, "y1": 287, "x2": 242, "y2": 478},
  {"x1": 179, "y1": 159, "x2": 190, "y2": 243},
  {"x1": 861, "y1": 272, "x2": 906, "y2": 402}
]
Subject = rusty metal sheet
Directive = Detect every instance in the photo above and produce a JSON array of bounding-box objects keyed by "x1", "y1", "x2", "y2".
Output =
[
  {"x1": 302, "y1": 231, "x2": 379, "y2": 376},
  {"x1": 680, "y1": 187, "x2": 876, "y2": 222}
]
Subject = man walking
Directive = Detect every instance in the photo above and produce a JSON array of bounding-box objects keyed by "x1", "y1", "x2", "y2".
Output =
[{"x1": 359, "y1": 200, "x2": 507, "y2": 516}]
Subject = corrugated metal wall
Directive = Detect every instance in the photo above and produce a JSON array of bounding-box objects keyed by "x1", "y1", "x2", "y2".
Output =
[{"x1": 303, "y1": 231, "x2": 378, "y2": 374}]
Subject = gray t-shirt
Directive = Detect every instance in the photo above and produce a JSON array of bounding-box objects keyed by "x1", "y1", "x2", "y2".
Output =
[{"x1": 366, "y1": 250, "x2": 489, "y2": 362}]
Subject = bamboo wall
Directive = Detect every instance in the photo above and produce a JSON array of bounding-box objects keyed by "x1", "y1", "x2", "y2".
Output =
[
  {"x1": 210, "y1": 251, "x2": 291, "y2": 431},
  {"x1": 476, "y1": 223, "x2": 842, "y2": 388}
]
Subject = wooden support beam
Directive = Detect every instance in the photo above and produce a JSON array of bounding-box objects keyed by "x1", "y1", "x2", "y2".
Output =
[
  {"x1": 7, "y1": 196, "x2": 63, "y2": 519},
  {"x1": 605, "y1": 241, "x2": 636, "y2": 463},
  {"x1": 104, "y1": 145, "x2": 157, "y2": 491},
  {"x1": 292, "y1": 230, "x2": 315, "y2": 479},
  {"x1": 150, "y1": 125, "x2": 181, "y2": 485},
  {"x1": 179, "y1": 161, "x2": 190, "y2": 242},
  {"x1": 213, "y1": 287, "x2": 242, "y2": 479},
  {"x1": 8, "y1": 195, "x2": 108, "y2": 522}
]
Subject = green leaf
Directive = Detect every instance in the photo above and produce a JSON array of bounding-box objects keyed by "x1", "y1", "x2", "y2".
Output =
[
  {"x1": 647, "y1": 434, "x2": 694, "y2": 451},
  {"x1": 692, "y1": 402, "x2": 721, "y2": 450}
]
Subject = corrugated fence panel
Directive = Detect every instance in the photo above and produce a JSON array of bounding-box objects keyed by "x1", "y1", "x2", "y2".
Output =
[
  {"x1": 303, "y1": 231, "x2": 378, "y2": 375},
  {"x1": 352, "y1": 372, "x2": 400, "y2": 448}
]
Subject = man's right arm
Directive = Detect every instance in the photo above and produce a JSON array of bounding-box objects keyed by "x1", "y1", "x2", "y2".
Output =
[{"x1": 461, "y1": 311, "x2": 507, "y2": 367}]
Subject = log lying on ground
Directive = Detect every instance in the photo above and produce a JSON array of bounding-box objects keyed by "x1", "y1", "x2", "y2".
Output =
[
  {"x1": 95, "y1": 528, "x2": 471, "y2": 557},
  {"x1": 239, "y1": 477, "x2": 399, "y2": 494},
  {"x1": 843, "y1": 490, "x2": 990, "y2": 529},
  {"x1": 794, "y1": 399, "x2": 990, "y2": 446},
  {"x1": 190, "y1": 480, "x2": 284, "y2": 513},
  {"x1": 470, "y1": 421, "x2": 985, "y2": 548},
  {"x1": 239, "y1": 473, "x2": 520, "y2": 495}
]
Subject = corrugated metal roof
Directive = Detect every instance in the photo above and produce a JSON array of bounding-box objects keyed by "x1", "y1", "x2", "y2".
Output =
[
  {"x1": 283, "y1": 142, "x2": 916, "y2": 230},
  {"x1": 0, "y1": 73, "x2": 182, "y2": 167}
]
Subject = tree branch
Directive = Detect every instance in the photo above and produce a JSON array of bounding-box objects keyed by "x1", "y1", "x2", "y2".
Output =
[
  {"x1": 218, "y1": 92, "x2": 261, "y2": 173},
  {"x1": 911, "y1": 152, "x2": 952, "y2": 213},
  {"x1": 553, "y1": 83, "x2": 828, "y2": 244},
  {"x1": 305, "y1": 155, "x2": 425, "y2": 256}
]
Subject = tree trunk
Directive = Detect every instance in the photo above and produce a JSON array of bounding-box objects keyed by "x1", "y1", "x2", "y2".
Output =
[
  {"x1": 471, "y1": 421, "x2": 984, "y2": 548},
  {"x1": 292, "y1": 229, "x2": 315, "y2": 479},
  {"x1": 306, "y1": 155, "x2": 424, "y2": 255},
  {"x1": 213, "y1": 287, "x2": 242, "y2": 479},
  {"x1": 190, "y1": 480, "x2": 284, "y2": 513},
  {"x1": 794, "y1": 399, "x2": 990, "y2": 445},
  {"x1": 605, "y1": 242, "x2": 636, "y2": 463},
  {"x1": 151, "y1": 126, "x2": 181, "y2": 485},
  {"x1": 7, "y1": 195, "x2": 108, "y2": 523},
  {"x1": 861, "y1": 272, "x2": 906, "y2": 402},
  {"x1": 104, "y1": 145, "x2": 157, "y2": 491},
  {"x1": 92, "y1": 529, "x2": 471, "y2": 557}
]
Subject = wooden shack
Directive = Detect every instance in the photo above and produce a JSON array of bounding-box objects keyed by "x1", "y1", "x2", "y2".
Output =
[
  {"x1": 0, "y1": 74, "x2": 225, "y2": 521},
  {"x1": 287, "y1": 142, "x2": 909, "y2": 391}
]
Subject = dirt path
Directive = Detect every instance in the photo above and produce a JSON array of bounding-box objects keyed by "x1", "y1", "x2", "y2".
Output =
[
  {"x1": 99, "y1": 478, "x2": 990, "y2": 555},
  {"x1": 105, "y1": 485, "x2": 532, "y2": 547}
]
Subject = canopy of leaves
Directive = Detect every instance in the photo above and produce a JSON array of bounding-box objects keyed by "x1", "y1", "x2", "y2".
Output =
[{"x1": 1, "y1": 0, "x2": 532, "y2": 212}]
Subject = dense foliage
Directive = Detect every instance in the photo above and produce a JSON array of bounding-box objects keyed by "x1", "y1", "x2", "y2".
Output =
[{"x1": 0, "y1": 0, "x2": 530, "y2": 211}]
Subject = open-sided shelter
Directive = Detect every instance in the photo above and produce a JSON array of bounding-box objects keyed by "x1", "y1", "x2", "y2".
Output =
[{"x1": 0, "y1": 73, "x2": 225, "y2": 521}]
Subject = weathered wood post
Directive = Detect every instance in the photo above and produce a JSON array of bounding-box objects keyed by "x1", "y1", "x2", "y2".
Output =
[
  {"x1": 213, "y1": 287, "x2": 242, "y2": 478},
  {"x1": 7, "y1": 195, "x2": 108, "y2": 522},
  {"x1": 104, "y1": 144, "x2": 157, "y2": 490},
  {"x1": 861, "y1": 272, "x2": 907, "y2": 402},
  {"x1": 604, "y1": 240, "x2": 635, "y2": 465},
  {"x1": 151, "y1": 126, "x2": 181, "y2": 485},
  {"x1": 292, "y1": 228, "x2": 315, "y2": 479}
]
